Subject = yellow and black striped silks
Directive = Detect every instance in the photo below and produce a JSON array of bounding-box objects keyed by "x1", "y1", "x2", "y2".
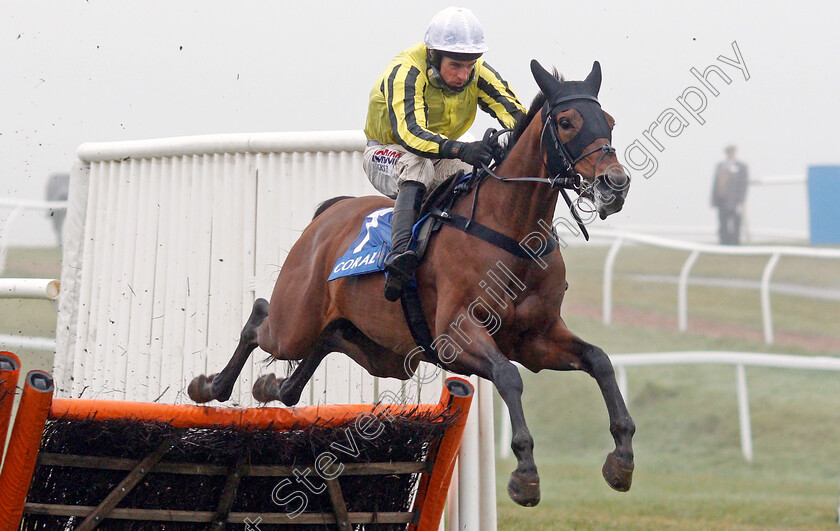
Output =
[{"x1": 364, "y1": 42, "x2": 526, "y2": 157}]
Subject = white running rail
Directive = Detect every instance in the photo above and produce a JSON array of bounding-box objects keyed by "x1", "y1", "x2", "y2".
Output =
[
  {"x1": 0, "y1": 278, "x2": 60, "y2": 352},
  {"x1": 611, "y1": 351, "x2": 840, "y2": 462},
  {"x1": 594, "y1": 228, "x2": 840, "y2": 344},
  {"x1": 499, "y1": 351, "x2": 840, "y2": 464},
  {"x1": 0, "y1": 278, "x2": 60, "y2": 300}
]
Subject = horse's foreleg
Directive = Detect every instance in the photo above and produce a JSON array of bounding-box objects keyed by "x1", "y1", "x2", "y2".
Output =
[
  {"x1": 449, "y1": 337, "x2": 540, "y2": 507},
  {"x1": 188, "y1": 298, "x2": 269, "y2": 403},
  {"x1": 525, "y1": 321, "x2": 635, "y2": 492},
  {"x1": 579, "y1": 341, "x2": 635, "y2": 491},
  {"x1": 491, "y1": 358, "x2": 541, "y2": 507}
]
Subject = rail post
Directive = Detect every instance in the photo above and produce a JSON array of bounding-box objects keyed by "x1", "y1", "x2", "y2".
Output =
[
  {"x1": 0, "y1": 370, "x2": 54, "y2": 527},
  {"x1": 735, "y1": 364, "x2": 753, "y2": 462},
  {"x1": 602, "y1": 237, "x2": 623, "y2": 325},
  {"x1": 0, "y1": 352, "x2": 22, "y2": 464},
  {"x1": 678, "y1": 250, "x2": 701, "y2": 331},
  {"x1": 760, "y1": 253, "x2": 781, "y2": 345},
  {"x1": 616, "y1": 365, "x2": 628, "y2": 400}
]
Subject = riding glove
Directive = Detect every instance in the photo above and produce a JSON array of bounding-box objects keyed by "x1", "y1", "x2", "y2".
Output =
[{"x1": 441, "y1": 140, "x2": 493, "y2": 167}]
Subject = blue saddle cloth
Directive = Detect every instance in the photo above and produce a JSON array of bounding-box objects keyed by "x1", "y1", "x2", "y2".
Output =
[{"x1": 327, "y1": 207, "x2": 394, "y2": 281}]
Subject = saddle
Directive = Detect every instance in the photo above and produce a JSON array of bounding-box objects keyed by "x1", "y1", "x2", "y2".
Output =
[
  {"x1": 413, "y1": 169, "x2": 556, "y2": 264},
  {"x1": 329, "y1": 149, "x2": 561, "y2": 368},
  {"x1": 412, "y1": 171, "x2": 469, "y2": 259}
]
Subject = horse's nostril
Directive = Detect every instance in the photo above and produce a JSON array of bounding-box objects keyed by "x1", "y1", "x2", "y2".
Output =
[
  {"x1": 608, "y1": 174, "x2": 629, "y2": 190},
  {"x1": 600, "y1": 165, "x2": 630, "y2": 191}
]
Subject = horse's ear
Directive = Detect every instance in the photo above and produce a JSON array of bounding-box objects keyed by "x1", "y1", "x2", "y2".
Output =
[
  {"x1": 585, "y1": 61, "x2": 602, "y2": 96},
  {"x1": 530, "y1": 59, "x2": 558, "y2": 99}
]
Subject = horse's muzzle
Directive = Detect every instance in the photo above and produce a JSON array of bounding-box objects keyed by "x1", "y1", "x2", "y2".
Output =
[{"x1": 593, "y1": 171, "x2": 630, "y2": 219}]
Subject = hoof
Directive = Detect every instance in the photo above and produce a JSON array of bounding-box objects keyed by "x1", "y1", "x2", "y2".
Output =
[
  {"x1": 507, "y1": 472, "x2": 540, "y2": 507},
  {"x1": 252, "y1": 373, "x2": 283, "y2": 403},
  {"x1": 602, "y1": 451, "x2": 634, "y2": 492},
  {"x1": 188, "y1": 374, "x2": 217, "y2": 403}
]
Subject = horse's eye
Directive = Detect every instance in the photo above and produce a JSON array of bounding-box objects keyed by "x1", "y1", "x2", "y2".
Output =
[{"x1": 558, "y1": 118, "x2": 573, "y2": 130}]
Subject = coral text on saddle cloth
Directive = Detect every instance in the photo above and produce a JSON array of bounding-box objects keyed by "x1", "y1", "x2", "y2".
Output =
[{"x1": 327, "y1": 207, "x2": 393, "y2": 281}]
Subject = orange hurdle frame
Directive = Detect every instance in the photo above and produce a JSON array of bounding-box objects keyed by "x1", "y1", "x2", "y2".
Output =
[
  {"x1": 0, "y1": 373, "x2": 473, "y2": 530},
  {"x1": 0, "y1": 351, "x2": 22, "y2": 464},
  {"x1": 0, "y1": 369, "x2": 55, "y2": 529}
]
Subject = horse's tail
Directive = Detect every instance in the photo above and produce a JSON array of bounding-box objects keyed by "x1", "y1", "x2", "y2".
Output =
[{"x1": 313, "y1": 196, "x2": 354, "y2": 220}]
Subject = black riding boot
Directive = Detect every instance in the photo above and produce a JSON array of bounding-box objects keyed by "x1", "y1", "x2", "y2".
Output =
[{"x1": 383, "y1": 180, "x2": 426, "y2": 301}]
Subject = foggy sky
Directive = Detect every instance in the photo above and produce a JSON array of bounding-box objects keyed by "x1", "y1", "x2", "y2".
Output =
[{"x1": 3, "y1": 0, "x2": 839, "y2": 245}]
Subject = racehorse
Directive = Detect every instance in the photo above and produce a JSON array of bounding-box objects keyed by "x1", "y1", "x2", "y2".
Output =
[{"x1": 188, "y1": 60, "x2": 635, "y2": 507}]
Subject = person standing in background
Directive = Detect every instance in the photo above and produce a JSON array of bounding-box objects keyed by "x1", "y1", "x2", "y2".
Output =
[{"x1": 711, "y1": 145, "x2": 748, "y2": 245}]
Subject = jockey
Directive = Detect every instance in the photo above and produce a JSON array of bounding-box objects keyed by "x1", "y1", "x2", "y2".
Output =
[{"x1": 363, "y1": 6, "x2": 527, "y2": 301}]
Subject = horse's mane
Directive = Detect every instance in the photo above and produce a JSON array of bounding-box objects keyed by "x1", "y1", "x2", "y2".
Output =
[{"x1": 507, "y1": 70, "x2": 564, "y2": 152}]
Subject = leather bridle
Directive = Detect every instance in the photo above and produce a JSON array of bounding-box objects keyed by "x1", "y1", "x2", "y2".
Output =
[{"x1": 477, "y1": 94, "x2": 617, "y2": 240}]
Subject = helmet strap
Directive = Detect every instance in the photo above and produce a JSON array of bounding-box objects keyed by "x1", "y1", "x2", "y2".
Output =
[{"x1": 429, "y1": 49, "x2": 443, "y2": 69}]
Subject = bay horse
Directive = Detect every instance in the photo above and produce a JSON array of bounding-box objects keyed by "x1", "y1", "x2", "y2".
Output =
[{"x1": 188, "y1": 60, "x2": 635, "y2": 507}]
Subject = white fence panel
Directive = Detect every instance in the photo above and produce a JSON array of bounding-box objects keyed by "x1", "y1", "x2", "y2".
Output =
[
  {"x1": 56, "y1": 130, "x2": 497, "y2": 531},
  {"x1": 59, "y1": 132, "x2": 383, "y2": 406}
]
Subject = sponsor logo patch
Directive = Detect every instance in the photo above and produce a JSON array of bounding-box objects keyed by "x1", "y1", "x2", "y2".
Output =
[
  {"x1": 371, "y1": 148, "x2": 404, "y2": 176},
  {"x1": 328, "y1": 208, "x2": 394, "y2": 281}
]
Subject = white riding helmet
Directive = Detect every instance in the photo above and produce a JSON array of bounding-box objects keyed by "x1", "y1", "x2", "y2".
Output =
[{"x1": 423, "y1": 7, "x2": 488, "y2": 54}]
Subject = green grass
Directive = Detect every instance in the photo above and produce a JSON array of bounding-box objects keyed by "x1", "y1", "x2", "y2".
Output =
[
  {"x1": 1, "y1": 247, "x2": 62, "y2": 279},
  {"x1": 3, "y1": 245, "x2": 840, "y2": 529},
  {"x1": 494, "y1": 244, "x2": 840, "y2": 530},
  {"x1": 497, "y1": 354, "x2": 840, "y2": 529}
]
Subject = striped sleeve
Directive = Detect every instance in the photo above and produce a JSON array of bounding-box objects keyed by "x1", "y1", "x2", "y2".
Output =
[
  {"x1": 384, "y1": 63, "x2": 447, "y2": 157},
  {"x1": 477, "y1": 62, "x2": 527, "y2": 129}
]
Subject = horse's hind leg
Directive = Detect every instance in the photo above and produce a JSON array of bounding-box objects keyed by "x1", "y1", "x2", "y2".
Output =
[
  {"x1": 579, "y1": 340, "x2": 635, "y2": 491},
  {"x1": 251, "y1": 323, "x2": 342, "y2": 405},
  {"x1": 251, "y1": 320, "x2": 391, "y2": 405},
  {"x1": 252, "y1": 347, "x2": 328, "y2": 406},
  {"x1": 188, "y1": 298, "x2": 269, "y2": 403}
]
